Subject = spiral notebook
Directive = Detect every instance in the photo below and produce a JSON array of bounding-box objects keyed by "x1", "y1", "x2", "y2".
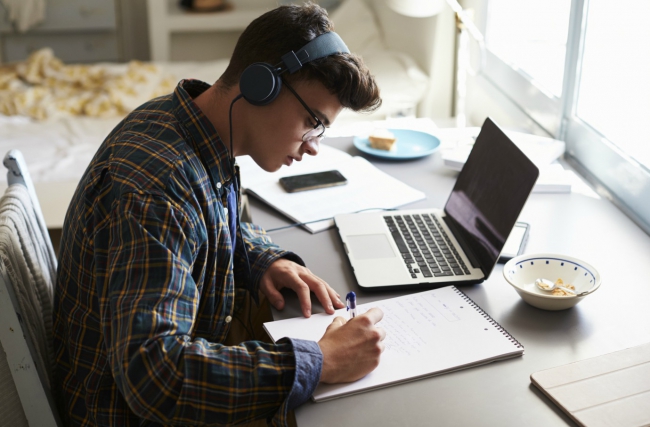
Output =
[{"x1": 263, "y1": 286, "x2": 524, "y2": 401}]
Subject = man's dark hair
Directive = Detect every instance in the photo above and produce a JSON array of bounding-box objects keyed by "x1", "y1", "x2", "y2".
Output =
[{"x1": 219, "y1": 2, "x2": 381, "y2": 113}]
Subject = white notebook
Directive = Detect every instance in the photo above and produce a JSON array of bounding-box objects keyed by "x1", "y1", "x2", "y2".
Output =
[
  {"x1": 264, "y1": 286, "x2": 524, "y2": 401},
  {"x1": 237, "y1": 144, "x2": 425, "y2": 233}
]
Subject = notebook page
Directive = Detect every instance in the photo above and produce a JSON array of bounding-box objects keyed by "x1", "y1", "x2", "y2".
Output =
[
  {"x1": 264, "y1": 286, "x2": 523, "y2": 401},
  {"x1": 245, "y1": 156, "x2": 425, "y2": 233},
  {"x1": 237, "y1": 143, "x2": 353, "y2": 190}
]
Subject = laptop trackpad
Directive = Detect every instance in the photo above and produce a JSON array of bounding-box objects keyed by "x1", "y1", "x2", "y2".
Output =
[{"x1": 347, "y1": 234, "x2": 396, "y2": 260}]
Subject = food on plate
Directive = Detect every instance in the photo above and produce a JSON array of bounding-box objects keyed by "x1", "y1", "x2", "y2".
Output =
[{"x1": 368, "y1": 129, "x2": 397, "y2": 151}]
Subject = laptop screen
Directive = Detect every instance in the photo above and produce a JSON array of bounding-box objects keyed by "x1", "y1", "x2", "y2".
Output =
[{"x1": 443, "y1": 118, "x2": 539, "y2": 276}]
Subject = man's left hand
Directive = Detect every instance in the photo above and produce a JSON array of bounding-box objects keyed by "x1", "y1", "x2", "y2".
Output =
[{"x1": 259, "y1": 258, "x2": 345, "y2": 317}]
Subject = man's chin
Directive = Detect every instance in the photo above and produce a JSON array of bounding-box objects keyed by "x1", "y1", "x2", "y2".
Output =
[
  {"x1": 246, "y1": 153, "x2": 291, "y2": 172},
  {"x1": 256, "y1": 160, "x2": 284, "y2": 173}
]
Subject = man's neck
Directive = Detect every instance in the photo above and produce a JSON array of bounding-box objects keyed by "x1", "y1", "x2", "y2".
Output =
[{"x1": 193, "y1": 83, "x2": 242, "y2": 157}]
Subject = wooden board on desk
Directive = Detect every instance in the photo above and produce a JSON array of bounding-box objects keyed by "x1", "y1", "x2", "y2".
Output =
[{"x1": 531, "y1": 342, "x2": 650, "y2": 427}]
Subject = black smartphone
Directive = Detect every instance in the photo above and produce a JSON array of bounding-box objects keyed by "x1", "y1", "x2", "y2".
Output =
[
  {"x1": 498, "y1": 222, "x2": 530, "y2": 263},
  {"x1": 279, "y1": 170, "x2": 348, "y2": 193}
]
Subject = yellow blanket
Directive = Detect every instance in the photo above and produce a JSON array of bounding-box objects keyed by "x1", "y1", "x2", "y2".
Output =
[{"x1": 0, "y1": 48, "x2": 177, "y2": 120}]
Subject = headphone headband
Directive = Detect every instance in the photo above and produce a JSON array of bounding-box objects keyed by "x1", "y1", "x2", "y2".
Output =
[
  {"x1": 239, "y1": 31, "x2": 349, "y2": 106},
  {"x1": 280, "y1": 32, "x2": 350, "y2": 74}
]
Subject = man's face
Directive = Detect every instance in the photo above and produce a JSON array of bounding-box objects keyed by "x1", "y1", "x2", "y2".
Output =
[{"x1": 242, "y1": 79, "x2": 343, "y2": 172}]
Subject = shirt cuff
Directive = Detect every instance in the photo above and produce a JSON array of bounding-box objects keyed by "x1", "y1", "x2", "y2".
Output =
[{"x1": 283, "y1": 338, "x2": 322, "y2": 410}]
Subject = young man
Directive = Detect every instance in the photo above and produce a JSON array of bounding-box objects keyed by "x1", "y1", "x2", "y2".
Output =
[{"x1": 53, "y1": 3, "x2": 385, "y2": 426}]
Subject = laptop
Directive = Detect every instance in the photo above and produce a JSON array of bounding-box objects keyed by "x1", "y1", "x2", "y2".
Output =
[{"x1": 335, "y1": 118, "x2": 540, "y2": 290}]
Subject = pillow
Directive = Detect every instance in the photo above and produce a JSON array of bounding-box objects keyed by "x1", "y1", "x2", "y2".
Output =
[{"x1": 329, "y1": 0, "x2": 385, "y2": 55}]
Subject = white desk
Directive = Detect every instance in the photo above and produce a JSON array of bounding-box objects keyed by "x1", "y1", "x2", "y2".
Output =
[{"x1": 249, "y1": 137, "x2": 650, "y2": 426}]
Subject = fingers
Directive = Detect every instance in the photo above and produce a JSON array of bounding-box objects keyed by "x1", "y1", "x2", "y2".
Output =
[
  {"x1": 318, "y1": 310, "x2": 386, "y2": 384},
  {"x1": 360, "y1": 307, "x2": 384, "y2": 325},
  {"x1": 376, "y1": 327, "x2": 387, "y2": 352},
  {"x1": 301, "y1": 273, "x2": 337, "y2": 314},
  {"x1": 290, "y1": 280, "x2": 313, "y2": 318},
  {"x1": 330, "y1": 288, "x2": 345, "y2": 309},
  {"x1": 375, "y1": 325, "x2": 387, "y2": 341},
  {"x1": 259, "y1": 280, "x2": 285, "y2": 310},
  {"x1": 329, "y1": 316, "x2": 347, "y2": 329},
  {"x1": 262, "y1": 258, "x2": 347, "y2": 317}
]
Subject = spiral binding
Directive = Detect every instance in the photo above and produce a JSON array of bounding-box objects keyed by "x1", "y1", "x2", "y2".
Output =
[{"x1": 452, "y1": 286, "x2": 524, "y2": 349}]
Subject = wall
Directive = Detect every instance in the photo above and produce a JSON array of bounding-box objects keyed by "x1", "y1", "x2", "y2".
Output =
[
  {"x1": 117, "y1": 0, "x2": 456, "y2": 121},
  {"x1": 118, "y1": 0, "x2": 151, "y2": 61},
  {"x1": 119, "y1": 0, "x2": 276, "y2": 62},
  {"x1": 0, "y1": 0, "x2": 121, "y2": 64},
  {"x1": 418, "y1": 5, "x2": 456, "y2": 121},
  {"x1": 120, "y1": 0, "x2": 242, "y2": 61}
]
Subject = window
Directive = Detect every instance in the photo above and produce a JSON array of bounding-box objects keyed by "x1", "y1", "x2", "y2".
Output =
[
  {"x1": 575, "y1": 1, "x2": 650, "y2": 168},
  {"x1": 485, "y1": 0, "x2": 571, "y2": 98},
  {"x1": 478, "y1": 0, "x2": 650, "y2": 234}
]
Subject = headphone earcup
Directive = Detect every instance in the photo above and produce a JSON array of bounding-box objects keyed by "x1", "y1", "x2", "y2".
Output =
[{"x1": 239, "y1": 63, "x2": 282, "y2": 106}]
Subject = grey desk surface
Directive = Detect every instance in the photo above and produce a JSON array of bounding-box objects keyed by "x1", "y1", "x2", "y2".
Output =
[{"x1": 247, "y1": 138, "x2": 650, "y2": 427}]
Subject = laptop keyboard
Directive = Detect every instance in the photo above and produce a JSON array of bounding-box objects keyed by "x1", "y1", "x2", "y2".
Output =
[{"x1": 384, "y1": 214, "x2": 471, "y2": 279}]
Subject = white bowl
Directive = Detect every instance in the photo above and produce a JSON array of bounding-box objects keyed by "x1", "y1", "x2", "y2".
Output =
[{"x1": 503, "y1": 253, "x2": 601, "y2": 311}]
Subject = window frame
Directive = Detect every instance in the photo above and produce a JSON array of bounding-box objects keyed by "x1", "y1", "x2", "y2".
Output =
[{"x1": 476, "y1": 0, "x2": 650, "y2": 234}]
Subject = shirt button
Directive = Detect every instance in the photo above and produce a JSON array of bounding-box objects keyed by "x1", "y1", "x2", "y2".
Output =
[
  {"x1": 224, "y1": 207, "x2": 229, "y2": 216},
  {"x1": 225, "y1": 315, "x2": 232, "y2": 323},
  {"x1": 216, "y1": 182, "x2": 222, "y2": 189}
]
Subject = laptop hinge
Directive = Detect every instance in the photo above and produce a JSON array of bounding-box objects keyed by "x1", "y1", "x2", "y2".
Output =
[{"x1": 443, "y1": 214, "x2": 485, "y2": 275}]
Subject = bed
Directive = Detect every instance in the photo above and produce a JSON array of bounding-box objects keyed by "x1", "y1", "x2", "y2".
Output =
[
  {"x1": 0, "y1": 59, "x2": 235, "y2": 228},
  {"x1": 0, "y1": 0, "x2": 432, "y2": 229}
]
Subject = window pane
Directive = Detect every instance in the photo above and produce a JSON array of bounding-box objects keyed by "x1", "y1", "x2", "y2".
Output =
[
  {"x1": 485, "y1": 0, "x2": 571, "y2": 97},
  {"x1": 576, "y1": 0, "x2": 650, "y2": 170}
]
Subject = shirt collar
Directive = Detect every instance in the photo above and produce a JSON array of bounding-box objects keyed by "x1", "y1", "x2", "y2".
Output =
[{"x1": 172, "y1": 79, "x2": 235, "y2": 188}]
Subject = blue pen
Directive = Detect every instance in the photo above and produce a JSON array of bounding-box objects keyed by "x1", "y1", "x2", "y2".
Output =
[{"x1": 346, "y1": 292, "x2": 357, "y2": 319}]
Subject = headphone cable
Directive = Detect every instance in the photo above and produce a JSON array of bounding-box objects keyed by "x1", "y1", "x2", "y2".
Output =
[{"x1": 229, "y1": 93, "x2": 244, "y2": 164}]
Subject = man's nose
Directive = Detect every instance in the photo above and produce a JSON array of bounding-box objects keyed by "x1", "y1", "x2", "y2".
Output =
[{"x1": 302, "y1": 139, "x2": 320, "y2": 156}]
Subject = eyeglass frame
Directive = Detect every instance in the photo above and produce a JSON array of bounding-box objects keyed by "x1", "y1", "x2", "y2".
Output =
[{"x1": 281, "y1": 77, "x2": 326, "y2": 143}]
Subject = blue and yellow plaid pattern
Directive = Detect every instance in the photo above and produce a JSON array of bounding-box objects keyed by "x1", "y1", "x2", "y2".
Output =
[{"x1": 53, "y1": 80, "x2": 320, "y2": 426}]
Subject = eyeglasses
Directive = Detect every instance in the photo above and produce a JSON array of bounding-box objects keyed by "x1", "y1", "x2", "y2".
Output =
[{"x1": 282, "y1": 78, "x2": 326, "y2": 144}]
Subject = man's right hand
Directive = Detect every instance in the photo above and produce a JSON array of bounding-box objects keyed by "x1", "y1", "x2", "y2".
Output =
[{"x1": 317, "y1": 307, "x2": 386, "y2": 384}]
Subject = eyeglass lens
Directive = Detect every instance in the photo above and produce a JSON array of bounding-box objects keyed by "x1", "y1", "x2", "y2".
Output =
[{"x1": 303, "y1": 123, "x2": 325, "y2": 143}]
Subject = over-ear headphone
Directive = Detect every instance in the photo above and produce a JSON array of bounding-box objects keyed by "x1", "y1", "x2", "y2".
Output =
[{"x1": 239, "y1": 32, "x2": 349, "y2": 106}]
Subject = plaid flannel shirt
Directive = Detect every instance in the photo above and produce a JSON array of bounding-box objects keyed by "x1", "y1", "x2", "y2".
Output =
[{"x1": 53, "y1": 80, "x2": 322, "y2": 426}]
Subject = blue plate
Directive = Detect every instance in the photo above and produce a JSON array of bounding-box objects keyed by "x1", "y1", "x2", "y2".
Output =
[{"x1": 353, "y1": 129, "x2": 441, "y2": 159}]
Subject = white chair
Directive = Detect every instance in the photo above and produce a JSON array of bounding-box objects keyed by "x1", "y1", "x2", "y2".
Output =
[{"x1": 0, "y1": 150, "x2": 62, "y2": 426}]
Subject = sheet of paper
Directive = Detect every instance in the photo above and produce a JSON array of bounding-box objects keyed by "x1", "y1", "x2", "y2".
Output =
[
  {"x1": 237, "y1": 143, "x2": 353, "y2": 190},
  {"x1": 534, "y1": 164, "x2": 574, "y2": 194},
  {"x1": 264, "y1": 286, "x2": 524, "y2": 401},
  {"x1": 243, "y1": 151, "x2": 426, "y2": 233},
  {"x1": 439, "y1": 127, "x2": 566, "y2": 171}
]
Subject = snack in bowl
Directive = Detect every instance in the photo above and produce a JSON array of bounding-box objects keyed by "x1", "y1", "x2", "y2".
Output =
[
  {"x1": 368, "y1": 129, "x2": 397, "y2": 151},
  {"x1": 535, "y1": 278, "x2": 576, "y2": 296},
  {"x1": 550, "y1": 279, "x2": 575, "y2": 296},
  {"x1": 503, "y1": 253, "x2": 601, "y2": 311}
]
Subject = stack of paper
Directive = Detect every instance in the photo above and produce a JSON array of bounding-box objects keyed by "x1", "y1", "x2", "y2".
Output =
[
  {"x1": 237, "y1": 144, "x2": 426, "y2": 233},
  {"x1": 438, "y1": 127, "x2": 571, "y2": 193},
  {"x1": 535, "y1": 164, "x2": 574, "y2": 194},
  {"x1": 439, "y1": 127, "x2": 566, "y2": 169}
]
